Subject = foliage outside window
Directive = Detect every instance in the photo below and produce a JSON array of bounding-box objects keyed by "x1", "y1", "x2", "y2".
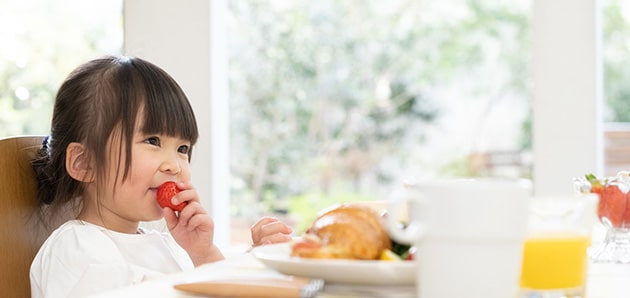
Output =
[
  {"x1": 227, "y1": 0, "x2": 533, "y2": 232},
  {"x1": 227, "y1": 0, "x2": 630, "y2": 235},
  {"x1": 0, "y1": 0, "x2": 122, "y2": 137},
  {"x1": 603, "y1": 1, "x2": 630, "y2": 122}
]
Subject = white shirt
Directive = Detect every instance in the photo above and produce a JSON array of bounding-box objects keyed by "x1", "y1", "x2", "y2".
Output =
[{"x1": 30, "y1": 220, "x2": 194, "y2": 298}]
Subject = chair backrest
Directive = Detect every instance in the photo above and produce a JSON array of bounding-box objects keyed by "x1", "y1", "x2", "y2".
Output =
[{"x1": 0, "y1": 136, "x2": 68, "y2": 297}]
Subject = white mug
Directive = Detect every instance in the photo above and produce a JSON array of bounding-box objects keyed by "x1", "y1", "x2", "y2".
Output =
[{"x1": 387, "y1": 178, "x2": 531, "y2": 298}]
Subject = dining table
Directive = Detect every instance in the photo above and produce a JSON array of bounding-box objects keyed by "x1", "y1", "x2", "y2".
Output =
[{"x1": 90, "y1": 237, "x2": 630, "y2": 298}]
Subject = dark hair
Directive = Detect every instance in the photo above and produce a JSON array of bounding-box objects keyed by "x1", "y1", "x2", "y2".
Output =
[{"x1": 32, "y1": 56, "x2": 198, "y2": 222}]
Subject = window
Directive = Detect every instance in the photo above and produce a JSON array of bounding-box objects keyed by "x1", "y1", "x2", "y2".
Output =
[
  {"x1": 602, "y1": 0, "x2": 630, "y2": 175},
  {"x1": 0, "y1": 0, "x2": 122, "y2": 138},
  {"x1": 227, "y1": 0, "x2": 533, "y2": 242}
]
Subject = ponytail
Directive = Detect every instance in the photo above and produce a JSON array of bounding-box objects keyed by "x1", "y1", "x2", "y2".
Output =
[
  {"x1": 31, "y1": 135, "x2": 80, "y2": 229},
  {"x1": 31, "y1": 136, "x2": 56, "y2": 205}
]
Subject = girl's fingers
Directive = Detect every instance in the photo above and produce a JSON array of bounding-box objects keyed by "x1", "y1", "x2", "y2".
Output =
[
  {"x1": 263, "y1": 221, "x2": 293, "y2": 234},
  {"x1": 171, "y1": 188, "x2": 200, "y2": 205},
  {"x1": 256, "y1": 233, "x2": 293, "y2": 246},
  {"x1": 167, "y1": 201, "x2": 206, "y2": 229},
  {"x1": 251, "y1": 217, "x2": 277, "y2": 242},
  {"x1": 252, "y1": 216, "x2": 279, "y2": 228},
  {"x1": 186, "y1": 213, "x2": 213, "y2": 232},
  {"x1": 163, "y1": 208, "x2": 179, "y2": 230},
  {"x1": 252, "y1": 219, "x2": 293, "y2": 246}
]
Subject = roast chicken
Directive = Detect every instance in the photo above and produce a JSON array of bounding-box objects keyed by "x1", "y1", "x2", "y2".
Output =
[{"x1": 290, "y1": 203, "x2": 391, "y2": 260}]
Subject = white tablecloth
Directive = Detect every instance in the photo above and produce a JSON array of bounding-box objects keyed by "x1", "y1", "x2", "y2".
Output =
[{"x1": 87, "y1": 250, "x2": 630, "y2": 298}]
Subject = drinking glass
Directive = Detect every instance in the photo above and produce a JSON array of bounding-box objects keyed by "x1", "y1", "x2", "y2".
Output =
[
  {"x1": 574, "y1": 173, "x2": 630, "y2": 263},
  {"x1": 518, "y1": 194, "x2": 598, "y2": 298}
]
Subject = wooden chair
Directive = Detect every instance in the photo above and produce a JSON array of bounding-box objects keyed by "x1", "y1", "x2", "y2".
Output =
[{"x1": 0, "y1": 136, "x2": 68, "y2": 297}]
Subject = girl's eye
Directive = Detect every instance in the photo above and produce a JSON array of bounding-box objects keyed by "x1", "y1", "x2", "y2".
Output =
[
  {"x1": 178, "y1": 145, "x2": 190, "y2": 154},
  {"x1": 145, "y1": 136, "x2": 160, "y2": 146}
]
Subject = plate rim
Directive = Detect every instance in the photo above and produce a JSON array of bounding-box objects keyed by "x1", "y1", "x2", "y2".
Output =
[{"x1": 251, "y1": 242, "x2": 416, "y2": 285}]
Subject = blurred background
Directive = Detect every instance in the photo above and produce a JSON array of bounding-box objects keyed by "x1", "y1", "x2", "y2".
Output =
[{"x1": 2, "y1": 0, "x2": 630, "y2": 248}]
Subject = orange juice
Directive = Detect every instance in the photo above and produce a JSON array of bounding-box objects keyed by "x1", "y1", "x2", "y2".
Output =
[{"x1": 519, "y1": 233, "x2": 591, "y2": 289}]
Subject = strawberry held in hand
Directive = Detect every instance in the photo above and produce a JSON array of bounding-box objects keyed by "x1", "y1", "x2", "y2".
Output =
[{"x1": 157, "y1": 181, "x2": 187, "y2": 212}]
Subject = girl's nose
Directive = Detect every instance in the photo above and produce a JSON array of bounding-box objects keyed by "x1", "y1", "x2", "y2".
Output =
[{"x1": 160, "y1": 157, "x2": 182, "y2": 175}]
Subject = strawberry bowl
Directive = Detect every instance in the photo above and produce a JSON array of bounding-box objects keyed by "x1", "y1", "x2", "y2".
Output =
[{"x1": 574, "y1": 172, "x2": 630, "y2": 263}]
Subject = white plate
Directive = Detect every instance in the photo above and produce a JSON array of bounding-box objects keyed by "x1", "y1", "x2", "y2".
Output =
[{"x1": 251, "y1": 242, "x2": 416, "y2": 285}]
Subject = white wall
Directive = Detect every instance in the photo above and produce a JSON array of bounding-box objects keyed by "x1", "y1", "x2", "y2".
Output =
[
  {"x1": 533, "y1": 0, "x2": 603, "y2": 195},
  {"x1": 123, "y1": 0, "x2": 230, "y2": 248}
]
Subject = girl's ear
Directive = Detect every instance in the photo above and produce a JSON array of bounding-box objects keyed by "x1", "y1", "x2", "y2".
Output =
[{"x1": 65, "y1": 142, "x2": 95, "y2": 183}]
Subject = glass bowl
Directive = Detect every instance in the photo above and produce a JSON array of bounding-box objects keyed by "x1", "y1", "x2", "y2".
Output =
[{"x1": 574, "y1": 172, "x2": 630, "y2": 263}]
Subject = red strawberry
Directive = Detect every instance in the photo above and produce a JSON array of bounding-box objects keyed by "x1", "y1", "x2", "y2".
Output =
[
  {"x1": 623, "y1": 192, "x2": 630, "y2": 229},
  {"x1": 598, "y1": 184, "x2": 626, "y2": 229},
  {"x1": 157, "y1": 181, "x2": 187, "y2": 212},
  {"x1": 405, "y1": 246, "x2": 416, "y2": 261}
]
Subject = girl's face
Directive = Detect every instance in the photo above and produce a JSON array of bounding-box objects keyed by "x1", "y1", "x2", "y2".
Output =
[{"x1": 92, "y1": 127, "x2": 192, "y2": 231}]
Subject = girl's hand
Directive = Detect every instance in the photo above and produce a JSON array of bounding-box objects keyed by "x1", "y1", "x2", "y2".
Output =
[
  {"x1": 250, "y1": 216, "x2": 293, "y2": 247},
  {"x1": 163, "y1": 182, "x2": 224, "y2": 266}
]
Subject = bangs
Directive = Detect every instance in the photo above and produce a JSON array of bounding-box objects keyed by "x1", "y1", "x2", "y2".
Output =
[{"x1": 128, "y1": 59, "x2": 199, "y2": 145}]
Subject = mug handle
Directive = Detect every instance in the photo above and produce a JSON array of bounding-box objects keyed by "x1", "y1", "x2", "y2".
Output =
[{"x1": 386, "y1": 189, "x2": 425, "y2": 244}]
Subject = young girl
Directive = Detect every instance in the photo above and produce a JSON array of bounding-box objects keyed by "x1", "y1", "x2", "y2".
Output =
[{"x1": 29, "y1": 56, "x2": 293, "y2": 298}]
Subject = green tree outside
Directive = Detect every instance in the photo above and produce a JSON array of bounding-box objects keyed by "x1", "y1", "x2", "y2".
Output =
[{"x1": 0, "y1": 0, "x2": 122, "y2": 137}]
